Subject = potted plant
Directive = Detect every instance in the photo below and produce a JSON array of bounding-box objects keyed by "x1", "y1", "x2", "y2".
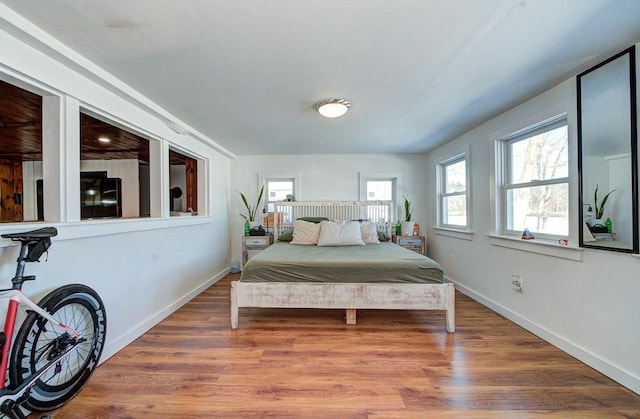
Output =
[
  {"x1": 588, "y1": 184, "x2": 617, "y2": 232},
  {"x1": 593, "y1": 184, "x2": 616, "y2": 220},
  {"x1": 238, "y1": 185, "x2": 265, "y2": 227},
  {"x1": 401, "y1": 195, "x2": 414, "y2": 236}
]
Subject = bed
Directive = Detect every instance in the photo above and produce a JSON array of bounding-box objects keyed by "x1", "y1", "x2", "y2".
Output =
[{"x1": 230, "y1": 201, "x2": 455, "y2": 332}]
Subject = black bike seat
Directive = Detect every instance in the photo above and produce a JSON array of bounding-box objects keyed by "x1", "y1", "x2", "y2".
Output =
[{"x1": 1, "y1": 227, "x2": 58, "y2": 240}]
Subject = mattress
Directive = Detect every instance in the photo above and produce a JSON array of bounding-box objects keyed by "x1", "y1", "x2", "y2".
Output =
[{"x1": 240, "y1": 241, "x2": 444, "y2": 284}]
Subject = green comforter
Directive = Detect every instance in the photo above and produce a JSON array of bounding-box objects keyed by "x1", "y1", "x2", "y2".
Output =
[{"x1": 241, "y1": 241, "x2": 444, "y2": 284}]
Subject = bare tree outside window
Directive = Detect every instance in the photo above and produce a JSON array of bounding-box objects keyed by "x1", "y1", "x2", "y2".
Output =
[{"x1": 504, "y1": 120, "x2": 568, "y2": 237}]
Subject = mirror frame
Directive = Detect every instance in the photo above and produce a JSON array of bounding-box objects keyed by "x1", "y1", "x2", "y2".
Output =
[{"x1": 577, "y1": 46, "x2": 638, "y2": 253}]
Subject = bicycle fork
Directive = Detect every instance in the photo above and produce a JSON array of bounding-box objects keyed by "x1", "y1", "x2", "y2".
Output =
[{"x1": 0, "y1": 291, "x2": 84, "y2": 418}]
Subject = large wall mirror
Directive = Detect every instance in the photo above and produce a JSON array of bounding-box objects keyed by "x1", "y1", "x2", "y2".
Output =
[{"x1": 577, "y1": 46, "x2": 638, "y2": 252}]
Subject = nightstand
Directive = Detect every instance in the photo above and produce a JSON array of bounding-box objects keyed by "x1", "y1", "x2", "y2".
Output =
[
  {"x1": 392, "y1": 235, "x2": 426, "y2": 255},
  {"x1": 242, "y1": 235, "x2": 273, "y2": 266}
]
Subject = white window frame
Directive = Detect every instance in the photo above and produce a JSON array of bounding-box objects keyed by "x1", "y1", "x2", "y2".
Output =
[
  {"x1": 0, "y1": 71, "x2": 211, "y2": 236},
  {"x1": 496, "y1": 114, "x2": 569, "y2": 240},
  {"x1": 437, "y1": 152, "x2": 470, "y2": 231},
  {"x1": 358, "y1": 172, "x2": 402, "y2": 223},
  {"x1": 168, "y1": 144, "x2": 208, "y2": 217},
  {"x1": 259, "y1": 173, "x2": 301, "y2": 207}
]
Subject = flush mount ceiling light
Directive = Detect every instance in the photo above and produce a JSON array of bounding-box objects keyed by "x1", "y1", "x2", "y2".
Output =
[{"x1": 316, "y1": 99, "x2": 351, "y2": 118}]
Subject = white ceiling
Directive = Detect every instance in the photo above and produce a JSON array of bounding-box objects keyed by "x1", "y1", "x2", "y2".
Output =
[{"x1": 1, "y1": 0, "x2": 639, "y2": 156}]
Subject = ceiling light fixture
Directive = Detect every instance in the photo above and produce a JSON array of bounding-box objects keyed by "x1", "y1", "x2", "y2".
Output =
[
  {"x1": 316, "y1": 99, "x2": 351, "y2": 118},
  {"x1": 98, "y1": 137, "x2": 111, "y2": 143}
]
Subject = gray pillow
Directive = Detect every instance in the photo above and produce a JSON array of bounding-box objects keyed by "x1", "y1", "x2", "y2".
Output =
[
  {"x1": 377, "y1": 230, "x2": 391, "y2": 242},
  {"x1": 297, "y1": 217, "x2": 329, "y2": 223},
  {"x1": 278, "y1": 229, "x2": 294, "y2": 242}
]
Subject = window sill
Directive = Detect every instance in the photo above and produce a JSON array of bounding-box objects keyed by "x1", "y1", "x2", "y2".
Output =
[
  {"x1": 487, "y1": 233, "x2": 583, "y2": 261},
  {"x1": 433, "y1": 227, "x2": 474, "y2": 241},
  {"x1": 0, "y1": 216, "x2": 213, "y2": 246}
]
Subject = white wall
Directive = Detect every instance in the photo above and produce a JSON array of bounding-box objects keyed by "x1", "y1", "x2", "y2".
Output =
[
  {"x1": 0, "y1": 13, "x2": 232, "y2": 361},
  {"x1": 425, "y1": 59, "x2": 640, "y2": 392},
  {"x1": 230, "y1": 154, "x2": 429, "y2": 264}
]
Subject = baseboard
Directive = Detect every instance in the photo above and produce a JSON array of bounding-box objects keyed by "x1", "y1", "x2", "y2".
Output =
[
  {"x1": 100, "y1": 269, "x2": 229, "y2": 362},
  {"x1": 448, "y1": 276, "x2": 640, "y2": 395}
]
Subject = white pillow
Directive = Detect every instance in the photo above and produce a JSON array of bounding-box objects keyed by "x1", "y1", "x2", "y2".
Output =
[
  {"x1": 360, "y1": 222, "x2": 380, "y2": 244},
  {"x1": 317, "y1": 220, "x2": 365, "y2": 246},
  {"x1": 290, "y1": 220, "x2": 321, "y2": 245}
]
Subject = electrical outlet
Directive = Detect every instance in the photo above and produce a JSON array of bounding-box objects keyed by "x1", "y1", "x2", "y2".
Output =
[
  {"x1": 511, "y1": 274, "x2": 523, "y2": 292},
  {"x1": 449, "y1": 253, "x2": 454, "y2": 265}
]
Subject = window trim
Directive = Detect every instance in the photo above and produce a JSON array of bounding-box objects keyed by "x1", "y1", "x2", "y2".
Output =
[
  {"x1": 437, "y1": 152, "x2": 470, "y2": 231},
  {"x1": 264, "y1": 177, "x2": 295, "y2": 209},
  {"x1": 259, "y1": 173, "x2": 301, "y2": 205},
  {"x1": 168, "y1": 145, "x2": 207, "y2": 217},
  {"x1": 0, "y1": 63, "x2": 212, "y2": 237},
  {"x1": 496, "y1": 114, "x2": 569, "y2": 240},
  {"x1": 358, "y1": 172, "x2": 402, "y2": 222}
]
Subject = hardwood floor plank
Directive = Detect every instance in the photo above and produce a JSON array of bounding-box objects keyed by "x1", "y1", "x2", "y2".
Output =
[
  {"x1": 367, "y1": 410, "x2": 637, "y2": 419},
  {"x1": 400, "y1": 385, "x2": 640, "y2": 410},
  {"x1": 216, "y1": 362, "x2": 433, "y2": 388},
  {"x1": 46, "y1": 274, "x2": 640, "y2": 418},
  {"x1": 423, "y1": 365, "x2": 615, "y2": 387}
]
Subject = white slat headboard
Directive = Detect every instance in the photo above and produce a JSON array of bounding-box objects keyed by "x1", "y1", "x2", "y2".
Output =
[{"x1": 272, "y1": 201, "x2": 393, "y2": 240}]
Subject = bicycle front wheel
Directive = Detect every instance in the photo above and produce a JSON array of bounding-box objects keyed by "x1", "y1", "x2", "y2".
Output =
[{"x1": 10, "y1": 284, "x2": 107, "y2": 412}]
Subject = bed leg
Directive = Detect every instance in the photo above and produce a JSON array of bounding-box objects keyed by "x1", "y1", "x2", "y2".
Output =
[
  {"x1": 445, "y1": 283, "x2": 455, "y2": 333},
  {"x1": 231, "y1": 281, "x2": 239, "y2": 329},
  {"x1": 346, "y1": 308, "x2": 357, "y2": 325}
]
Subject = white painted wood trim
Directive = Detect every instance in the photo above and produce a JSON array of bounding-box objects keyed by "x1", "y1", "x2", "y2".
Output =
[{"x1": 230, "y1": 281, "x2": 455, "y2": 332}]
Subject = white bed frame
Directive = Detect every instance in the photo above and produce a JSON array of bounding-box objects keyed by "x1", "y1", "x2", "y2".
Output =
[{"x1": 230, "y1": 201, "x2": 455, "y2": 332}]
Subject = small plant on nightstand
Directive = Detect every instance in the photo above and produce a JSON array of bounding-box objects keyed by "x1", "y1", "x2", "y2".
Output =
[
  {"x1": 401, "y1": 195, "x2": 415, "y2": 236},
  {"x1": 403, "y1": 195, "x2": 412, "y2": 222},
  {"x1": 238, "y1": 185, "x2": 264, "y2": 235},
  {"x1": 238, "y1": 185, "x2": 264, "y2": 224}
]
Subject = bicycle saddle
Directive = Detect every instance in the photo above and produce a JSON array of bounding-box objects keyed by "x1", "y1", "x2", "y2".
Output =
[{"x1": 1, "y1": 227, "x2": 58, "y2": 240}]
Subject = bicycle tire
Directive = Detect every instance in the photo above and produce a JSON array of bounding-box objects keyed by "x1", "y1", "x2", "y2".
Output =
[{"x1": 9, "y1": 284, "x2": 107, "y2": 412}]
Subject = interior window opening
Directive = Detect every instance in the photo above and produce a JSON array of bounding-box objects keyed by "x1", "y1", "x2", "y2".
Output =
[
  {"x1": 80, "y1": 112, "x2": 150, "y2": 219},
  {"x1": 169, "y1": 148, "x2": 198, "y2": 216},
  {"x1": 0, "y1": 79, "x2": 43, "y2": 223}
]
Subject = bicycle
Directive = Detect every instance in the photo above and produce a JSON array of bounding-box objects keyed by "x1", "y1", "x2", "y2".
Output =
[{"x1": 0, "y1": 227, "x2": 107, "y2": 418}]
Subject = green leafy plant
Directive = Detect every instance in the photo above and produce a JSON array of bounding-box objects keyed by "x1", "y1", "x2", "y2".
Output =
[
  {"x1": 238, "y1": 185, "x2": 264, "y2": 222},
  {"x1": 594, "y1": 184, "x2": 617, "y2": 219},
  {"x1": 403, "y1": 195, "x2": 412, "y2": 222}
]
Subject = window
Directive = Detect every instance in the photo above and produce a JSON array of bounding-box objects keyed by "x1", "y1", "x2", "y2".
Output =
[
  {"x1": 366, "y1": 180, "x2": 393, "y2": 201},
  {"x1": 497, "y1": 116, "x2": 568, "y2": 238},
  {"x1": 265, "y1": 178, "x2": 295, "y2": 212},
  {"x1": 438, "y1": 154, "x2": 468, "y2": 229},
  {"x1": 169, "y1": 148, "x2": 199, "y2": 215},
  {"x1": 0, "y1": 71, "x2": 207, "y2": 230},
  {"x1": 0, "y1": 79, "x2": 43, "y2": 223},
  {"x1": 80, "y1": 112, "x2": 150, "y2": 219},
  {"x1": 258, "y1": 175, "x2": 298, "y2": 230},
  {"x1": 358, "y1": 172, "x2": 401, "y2": 225},
  {"x1": 365, "y1": 179, "x2": 395, "y2": 224}
]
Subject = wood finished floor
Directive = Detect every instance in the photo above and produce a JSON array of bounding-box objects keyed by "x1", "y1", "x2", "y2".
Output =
[{"x1": 48, "y1": 274, "x2": 640, "y2": 418}]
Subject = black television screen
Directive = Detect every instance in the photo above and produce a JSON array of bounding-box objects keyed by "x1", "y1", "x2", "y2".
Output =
[{"x1": 80, "y1": 173, "x2": 122, "y2": 219}]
